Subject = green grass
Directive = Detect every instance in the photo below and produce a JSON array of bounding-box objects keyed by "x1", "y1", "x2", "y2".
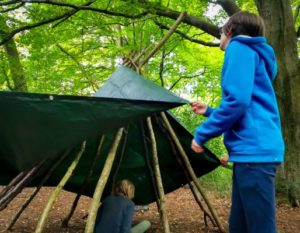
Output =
[{"x1": 199, "y1": 165, "x2": 232, "y2": 198}]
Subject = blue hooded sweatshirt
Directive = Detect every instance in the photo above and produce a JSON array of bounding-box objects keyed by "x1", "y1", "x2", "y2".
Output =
[{"x1": 194, "y1": 36, "x2": 285, "y2": 163}]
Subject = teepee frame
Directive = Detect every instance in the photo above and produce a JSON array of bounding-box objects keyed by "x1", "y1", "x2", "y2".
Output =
[{"x1": 0, "y1": 11, "x2": 226, "y2": 233}]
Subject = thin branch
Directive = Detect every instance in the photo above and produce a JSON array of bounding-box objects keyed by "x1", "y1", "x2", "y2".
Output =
[
  {"x1": 85, "y1": 128, "x2": 124, "y2": 233},
  {"x1": 140, "y1": 121, "x2": 160, "y2": 209},
  {"x1": 154, "y1": 115, "x2": 217, "y2": 228},
  {"x1": 61, "y1": 136, "x2": 104, "y2": 228},
  {"x1": 0, "y1": 171, "x2": 26, "y2": 199},
  {"x1": 154, "y1": 19, "x2": 219, "y2": 46},
  {"x1": 111, "y1": 127, "x2": 129, "y2": 189},
  {"x1": 0, "y1": 159, "x2": 46, "y2": 211},
  {"x1": 0, "y1": 8, "x2": 79, "y2": 45},
  {"x1": 159, "y1": 48, "x2": 166, "y2": 87},
  {"x1": 20, "y1": 0, "x2": 148, "y2": 18},
  {"x1": 0, "y1": 0, "x2": 19, "y2": 6},
  {"x1": 52, "y1": 1, "x2": 95, "y2": 28},
  {"x1": 0, "y1": 0, "x2": 148, "y2": 45},
  {"x1": 7, "y1": 149, "x2": 72, "y2": 231},
  {"x1": 160, "y1": 112, "x2": 225, "y2": 233},
  {"x1": 140, "y1": 12, "x2": 186, "y2": 67},
  {"x1": 35, "y1": 142, "x2": 86, "y2": 233},
  {"x1": 0, "y1": 2, "x2": 24, "y2": 13},
  {"x1": 169, "y1": 68, "x2": 207, "y2": 91},
  {"x1": 146, "y1": 117, "x2": 170, "y2": 233},
  {"x1": 0, "y1": 1, "x2": 223, "y2": 46},
  {"x1": 56, "y1": 43, "x2": 98, "y2": 91}
]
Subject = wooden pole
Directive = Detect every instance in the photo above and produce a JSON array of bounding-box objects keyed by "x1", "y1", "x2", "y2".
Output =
[
  {"x1": 84, "y1": 128, "x2": 124, "y2": 233},
  {"x1": 146, "y1": 117, "x2": 170, "y2": 233},
  {"x1": 0, "y1": 171, "x2": 26, "y2": 199},
  {"x1": 7, "y1": 149, "x2": 72, "y2": 231},
  {"x1": 62, "y1": 135, "x2": 105, "y2": 227},
  {"x1": 111, "y1": 127, "x2": 128, "y2": 190},
  {"x1": 154, "y1": 115, "x2": 217, "y2": 228},
  {"x1": 188, "y1": 181, "x2": 216, "y2": 227},
  {"x1": 35, "y1": 142, "x2": 86, "y2": 233},
  {"x1": 0, "y1": 159, "x2": 45, "y2": 211},
  {"x1": 160, "y1": 112, "x2": 225, "y2": 233},
  {"x1": 140, "y1": 12, "x2": 186, "y2": 67},
  {"x1": 140, "y1": 121, "x2": 160, "y2": 209}
]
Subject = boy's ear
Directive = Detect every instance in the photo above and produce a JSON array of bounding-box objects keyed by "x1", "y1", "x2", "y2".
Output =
[
  {"x1": 225, "y1": 32, "x2": 233, "y2": 39},
  {"x1": 225, "y1": 29, "x2": 233, "y2": 37}
]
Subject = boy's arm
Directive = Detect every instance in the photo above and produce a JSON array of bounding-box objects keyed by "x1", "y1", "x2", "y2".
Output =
[
  {"x1": 191, "y1": 101, "x2": 215, "y2": 117},
  {"x1": 121, "y1": 202, "x2": 135, "y2": 233},
  {"x1": 204, "y1": 106, "x2": 215, "y2": 117},
  {"x1": 194, "y1": 42, "x2": 256, "y2": 146}
]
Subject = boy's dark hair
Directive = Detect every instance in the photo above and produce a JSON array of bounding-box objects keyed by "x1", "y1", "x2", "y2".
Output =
[{"x1": 222, "y1": 11, "x2": 265, "y2": 37}]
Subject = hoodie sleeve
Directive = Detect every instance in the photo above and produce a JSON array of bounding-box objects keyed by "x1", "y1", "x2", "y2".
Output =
[
  {"x1": 203, "y1": 106, "x2": 215, "y2": 117},
  {"x1": 120, "y1": 201, "x2": 135, "y2": 233},
  {"x1": 194, "y1": 41, "x2": 256, "y2": 146}
]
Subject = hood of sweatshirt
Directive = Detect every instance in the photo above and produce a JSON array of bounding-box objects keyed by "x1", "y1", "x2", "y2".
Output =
[{"x1": 230, "y1": 36, "x2": 277, "y2": 80}]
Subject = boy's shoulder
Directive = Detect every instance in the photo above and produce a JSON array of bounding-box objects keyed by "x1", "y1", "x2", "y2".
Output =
[{"x1": 227, "y1": 39, "x2": 257, "y2": 56}]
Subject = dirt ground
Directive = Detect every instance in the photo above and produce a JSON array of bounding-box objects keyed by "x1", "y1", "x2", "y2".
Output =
[{"x1": 0, "y1": 186, "x2": 299, "y2": 233}]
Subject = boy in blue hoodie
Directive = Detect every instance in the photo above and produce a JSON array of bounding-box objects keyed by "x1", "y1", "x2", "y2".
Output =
[{"x1": 191, "y1": 11, "x2": 284, "y2": 233}]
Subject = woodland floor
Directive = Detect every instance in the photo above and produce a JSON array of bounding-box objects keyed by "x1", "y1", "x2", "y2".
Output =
[{"x1": 0, "y1": 186, "x2": 299, "y2": 233}]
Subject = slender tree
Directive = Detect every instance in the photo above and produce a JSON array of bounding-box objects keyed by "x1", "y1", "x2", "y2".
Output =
[{"x1": 0, "y1": 16, "x2": 27, "y2": 91}]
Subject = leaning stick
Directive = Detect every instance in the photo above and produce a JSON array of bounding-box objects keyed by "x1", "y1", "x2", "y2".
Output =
[
  {"x1": 188, "y1": 181, "x2": 216, "y2": 227},
  {"x1": 84, "y1": 128, "x2": 124, "y2": 233},
  {"x1": 140, "y1": 121, "x2": 160, "y2": 209},
  {"x1": 62, "y1": 136, "x2": 105, "y2": 227},
  {"x1": 0, "y1": 159, "x2": 45, "y2": 211},
  {"x1": 160, "y1": 112, "x2": 225, "y2": 233},
  {"x1": 111, "y1": 127, "x2": 128, "y2": 190},
  {"x1": 7, "y1": 149, "x2": 72, "y2": 231},
  {"x1": 35, "y1": 142, "x2": 86, "y2": 233},
  {"x1": 154, "y1": 115, "x2": 216, "y2": 227},
  {"x1": 0, "y1": 171, "x2": 26, "y2": 199},
  {"x1": 140, "y1": 12, "x2": 186, "y2": 67},
  {"x1": 146, "y1": 117, "x2": 170, "y2": 233}
]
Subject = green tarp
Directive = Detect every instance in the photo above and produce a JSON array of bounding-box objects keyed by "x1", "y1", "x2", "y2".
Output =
[{"x1": 0, "y1": 66, "x2": 220, "y2": 204}]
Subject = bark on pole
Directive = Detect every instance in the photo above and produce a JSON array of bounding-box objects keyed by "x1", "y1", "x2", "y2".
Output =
[
  {"x1": 84, "y1": 128, "x2": 124, "y2": 233},
  {"x1": 155, "y1": 114, "x2": 216, "y2": 228},
  {"x1": 146, "y1": 117, "x2": 170, "y2": 233},
  {"x1": 0, "y1": 171, "x2": 26, "y2": 199},
  {"x1": 160, "y1": 112, "x2": 225, "y2": 233},
  {"x1": 35, "y1": 142, "x2": 86, "y2": 233},
  {"x1": 62, "y1": 136, "x2": 105, "y2": 227},
  {"x1": 0, "y1": 160, "x2": 45, "y2": 211},
  {"x1": 140, "y1": 12, "x2": 186, "y2": 67},
  {"x1": 7, "y1": 148, "x2": 72, "y2": 231}
]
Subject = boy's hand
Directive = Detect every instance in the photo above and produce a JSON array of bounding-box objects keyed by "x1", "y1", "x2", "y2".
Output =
[
  {"x1": 220, "y1": 156, "x2": 229, "y2": 166},
  {"x1": 191, "y1": 139, "x2": 204, "y2": 153},
  {"x1": 191, "y1": 101, "x2": 207, "y2": 115}
]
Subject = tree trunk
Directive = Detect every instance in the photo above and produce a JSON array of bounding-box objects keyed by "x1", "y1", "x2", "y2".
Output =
[
  {"x1": 255, "y1": 0, "x2": 300, "y2": 206},
  {"x1": 0, "y1": 17, "x2": 27, "y2": 92}
]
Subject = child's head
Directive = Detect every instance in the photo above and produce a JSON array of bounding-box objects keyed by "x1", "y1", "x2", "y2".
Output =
[
  {"x1": 113, "y1": 179, "x2": 135, "y2": 199},
  {"x1": 222, "y1": 11, "x2": 265, "y2": 38}
]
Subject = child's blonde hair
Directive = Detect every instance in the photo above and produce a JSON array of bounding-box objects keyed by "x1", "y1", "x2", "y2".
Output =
[{"x1": 113, "y1": 179, "x2": 135, "y2": 199}]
